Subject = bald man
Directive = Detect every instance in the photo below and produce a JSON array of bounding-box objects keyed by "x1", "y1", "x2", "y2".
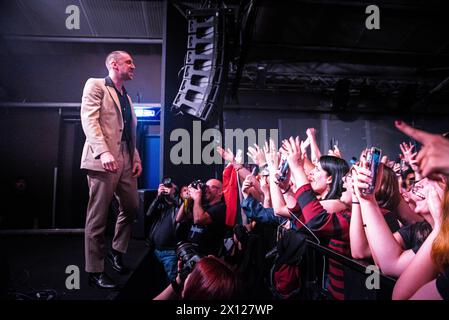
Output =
[
  {"x1": 80, "y1": 51, "x2": 142, "y2": 289},
  {"x1": 187, "y1": 179, "x2": 227, "y2": 255}
]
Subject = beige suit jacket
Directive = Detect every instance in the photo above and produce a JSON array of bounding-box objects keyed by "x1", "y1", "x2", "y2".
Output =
[{"x1": 80, "y1": 78, "x2": 141, "y2": 172}]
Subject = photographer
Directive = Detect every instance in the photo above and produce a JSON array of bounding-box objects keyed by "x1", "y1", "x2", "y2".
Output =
[
  {"x1": 146, "y1": 178, "x2": 180, "y2": 282},
  {"x1": 186, "y1": 179, "x2": 227, "y2": 256}
]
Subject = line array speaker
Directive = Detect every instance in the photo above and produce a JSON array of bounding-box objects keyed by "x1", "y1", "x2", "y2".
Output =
[{"x1": 172, "y1": 8, "x2": 234, "y2": 122}]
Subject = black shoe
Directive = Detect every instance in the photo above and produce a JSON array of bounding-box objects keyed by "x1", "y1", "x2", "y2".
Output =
[
  {"x1": 88, "y1": 272, "x2": 117, "y2": 289},
  {"x1": 107, "y1": 250, "x2": 128, "y2": 274}
]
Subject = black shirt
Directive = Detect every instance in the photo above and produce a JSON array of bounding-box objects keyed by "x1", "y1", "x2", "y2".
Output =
[
  {"x1": 398, "y1": 220, "x2": 432, "y2": 253},
  {"x1": 104, "y1": 76, "x2": 132, "y2": 145},
  {"x1": 147, "y1": 197, "x2": 179, "y2": 250},
  {"x1": 436, "y1": 266, "x2": 449, "y2": 300},
  {"x1": 187, "y1": 200, "x2": 226, "y2": 256}
]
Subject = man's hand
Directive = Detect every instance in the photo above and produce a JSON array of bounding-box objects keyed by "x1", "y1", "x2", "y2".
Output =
[
  {"x1": 189, "y1": 185, "x2": 202, "y2": 202},
  {"x1": 133, "y1": 162, "x2": 142, "y2": 178},
  {"x1": 157, "y1": 183, "x2": 167, "y2": 197},
  {"x1": 100, "y1": 151, "x2": 118, "y2": 173}
]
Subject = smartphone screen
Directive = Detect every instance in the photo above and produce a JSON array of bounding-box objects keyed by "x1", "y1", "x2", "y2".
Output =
[{"x1": 363, "y1": 147, "x2": 382, "y2": 194}]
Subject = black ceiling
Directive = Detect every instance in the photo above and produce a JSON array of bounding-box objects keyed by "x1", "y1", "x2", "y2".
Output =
[{"x1": 1, "y1": 0, "x2": 448, "y2": 109}]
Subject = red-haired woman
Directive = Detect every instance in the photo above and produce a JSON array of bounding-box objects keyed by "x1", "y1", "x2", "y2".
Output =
[{"x1": 154, "y1": 255, "x2": 239, "y2": 300}]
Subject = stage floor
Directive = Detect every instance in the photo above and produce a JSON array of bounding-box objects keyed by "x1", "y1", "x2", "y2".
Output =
[{"x1": 1, "y1": 233, "x2": 167, "y2": 300}]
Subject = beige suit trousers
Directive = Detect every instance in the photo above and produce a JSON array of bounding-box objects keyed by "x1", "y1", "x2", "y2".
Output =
[{"x1": 84, "y1": 142, "x2": 139, "y2": 273}]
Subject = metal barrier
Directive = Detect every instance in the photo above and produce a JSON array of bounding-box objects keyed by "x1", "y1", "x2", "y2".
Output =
[{"x1": 304, "y1": 240, "x2": 396, "y2": 300}]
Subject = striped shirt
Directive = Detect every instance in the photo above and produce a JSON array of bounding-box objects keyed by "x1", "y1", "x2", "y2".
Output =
[{"x1": 294, "y1": 184, "x2": 351, "y2": 300}]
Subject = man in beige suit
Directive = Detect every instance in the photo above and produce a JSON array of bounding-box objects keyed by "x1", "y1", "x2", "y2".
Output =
[{"x1": 80, "y1": 51, "x2": 142, "y2": 289}]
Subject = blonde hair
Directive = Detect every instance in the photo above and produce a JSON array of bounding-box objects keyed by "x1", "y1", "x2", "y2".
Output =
[
  {"x1": 431, "y1": 180, "x2": 449, "y2": 272},
  {"x1": 105, "y1": 51, "x2": 129, "y2": 70}
]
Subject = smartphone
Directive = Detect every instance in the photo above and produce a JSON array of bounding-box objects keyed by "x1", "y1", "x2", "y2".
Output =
[
  {"x1": 277, "y1": 155, "x2": 289, "y2": 182},
  {"x1": 251, "y1": 165, "x2": 259, "y2": 176},
  {"x1": 362, "y1": 147, "x2": 382, "y2": 194}
]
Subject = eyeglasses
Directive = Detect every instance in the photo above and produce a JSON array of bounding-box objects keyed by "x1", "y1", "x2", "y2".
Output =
[{"x1": 410, "y1": 181, "x2": 426, "y2": 200}]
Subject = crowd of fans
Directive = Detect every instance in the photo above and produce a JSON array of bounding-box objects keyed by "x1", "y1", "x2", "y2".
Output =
[{"x1": 149, "y1": 120, "x2": 449, "y2": 300}]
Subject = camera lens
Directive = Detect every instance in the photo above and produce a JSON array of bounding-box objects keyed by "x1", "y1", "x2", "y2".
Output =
[{"x1": 176, "y1": 241, "x2": 202, "y2": 279}]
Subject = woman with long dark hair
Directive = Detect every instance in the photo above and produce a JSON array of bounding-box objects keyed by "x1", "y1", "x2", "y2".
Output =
[{"x1": 282, "y1": 137, "x2": 352, "y2": 300}]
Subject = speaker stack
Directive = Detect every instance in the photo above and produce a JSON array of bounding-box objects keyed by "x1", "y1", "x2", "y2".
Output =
[{"x1": 172, "y1": 8, "x2": 234, "y2": 122}]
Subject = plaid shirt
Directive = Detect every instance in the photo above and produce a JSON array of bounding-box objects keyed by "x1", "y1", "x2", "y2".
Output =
[{"x1": 294, "y1": 184, "x2": 351, "y2": 300}]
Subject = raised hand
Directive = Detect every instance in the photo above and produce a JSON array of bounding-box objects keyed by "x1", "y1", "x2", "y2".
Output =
[
  {"x1": 265, "y1": 139, "x2": 280, "y2": 172},
  {"x1": 247, "y1": 144, "x2": 266, "y2": 167},
  {"x1": 217, "y1": 146, "x2": 235, "y2": 163},
  {"x1": 259, "y1": 175, "x2": 270, "y2": 194},
  {"x1": 306, "y1": 128, "x2": 317, "y2": 139},
  {"x1": 280, "y1": 136, "x2": 304, "y2": 169},
  {"x1": 235, "y1": 149, "x2": 243, "y2": 165},
  {"x1": 328, "y1": 145, "x2": 342, "y2": 158},
  {"x1": 352, "y1": 162, "x2": 384, "y2": 202},
  {"x1": 395, "y1": 120, "x2": 449, "y2": 177},
  {"x1": 241, "y1": 175, "x2": 253, "y2": 197},
  {"x1": 400, "y1": 142, "x2": 417, "y2": 165},
  {"x1": 392, "y1": 162, "x2": 401, "y2": 175},
  {"x1": 301, "y1": 136, "x2": 311, "y2": 155}
]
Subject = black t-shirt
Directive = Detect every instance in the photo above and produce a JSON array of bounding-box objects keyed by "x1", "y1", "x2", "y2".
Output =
[
  {"x1": 147, "y1": 198, "x2": 178, "y2": 250},
  {"x1": 187, "y1": 200, "x2": 226, "y2": 255},
  {"x1": 397, "y1": 221, "x2": 432, "y2": 253},
  {"x1": 383, "y1": 210, "x2": 400, "y2": 233},
  {"x1": 436, "y1": 266, "x2": 449, "y2": 300}
]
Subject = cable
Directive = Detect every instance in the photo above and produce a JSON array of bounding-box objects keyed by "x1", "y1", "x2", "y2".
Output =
[{"x1": 289, "y1": 212, "x2": 319, "y2": 245}]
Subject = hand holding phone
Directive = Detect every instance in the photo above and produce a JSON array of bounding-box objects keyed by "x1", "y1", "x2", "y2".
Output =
[{"x1": 362, "y1": 147, "x2": 382, "y2": 195}]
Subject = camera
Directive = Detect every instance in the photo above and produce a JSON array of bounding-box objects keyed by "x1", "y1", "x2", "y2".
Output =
[
  {"x1": 190, "y1": 179, "x2": 207, "y2": 193},
  {"x1": 176, "y1": 241, "x2": 203, "y2": 279},
  {"x1": 362, "y1": 147, "x2": 382, "y2": 194},
  {"x1": 162, "y1": 177, "x2": 173, "y2": 188}
]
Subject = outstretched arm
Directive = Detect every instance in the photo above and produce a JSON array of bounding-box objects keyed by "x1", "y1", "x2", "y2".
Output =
[
  {"x1": 306, "y1": 128, "x2": 321, "y2": 164},
  {"x1": 393, "y1": 186, "x2": 444, "y2": 299},
  {"x1": 355, "y1": 164, "x2": 415, "y2": 276}
]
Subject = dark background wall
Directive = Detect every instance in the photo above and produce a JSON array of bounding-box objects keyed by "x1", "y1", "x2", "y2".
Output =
[
  {"x1": 0, "y1": 39, "x2": 162, "y2": 229},
  {"x1": 0, "y1": 41, "x2": 161, "y2": 103},
  {"x1": 224, "y1": 107, "x2": 449, "y2": 165}
]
